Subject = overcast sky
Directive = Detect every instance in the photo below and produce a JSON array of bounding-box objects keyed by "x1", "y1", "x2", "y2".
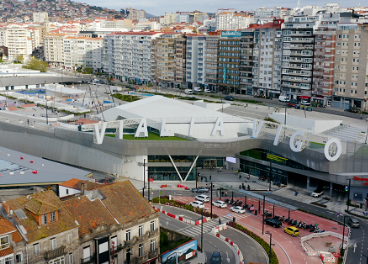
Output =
[{"x1": 83, "y1": 0, "x2": 363, "y2": 16}]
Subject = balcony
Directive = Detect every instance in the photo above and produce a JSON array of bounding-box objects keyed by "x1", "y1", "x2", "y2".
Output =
[
  {"x1": 45, "y1": 246, "x2": 65, "y2": 261},
  {"x1": 149, "y1": 248, "x2": 159, "y2": 259},
  {"x1": 80, "y1": 254, "x2": 96, "y2": 264}
]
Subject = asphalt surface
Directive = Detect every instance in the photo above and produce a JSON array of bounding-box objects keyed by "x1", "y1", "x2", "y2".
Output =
[
  {"x1": 151, "y1": 189, "x2": 367, "y2": 264},
  {"x1": 159, "y1": 207, "x2": 238, "y2": 264}
]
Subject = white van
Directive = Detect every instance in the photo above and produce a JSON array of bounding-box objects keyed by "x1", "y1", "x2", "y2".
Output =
[
  {"x1": 278, "y1": 96, "x2": 289, "y2": 102},
  {"x1": 193, "y1": 87, "x2": 202, "y2": 92},
  {"x1": 185, "y1": 89, "x2": 193, "y2": 94}
]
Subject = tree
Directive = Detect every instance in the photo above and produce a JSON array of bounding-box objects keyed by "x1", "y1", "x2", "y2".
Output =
[{"x1": 23, "y1": 59, "x2": 48, "y2": 72}]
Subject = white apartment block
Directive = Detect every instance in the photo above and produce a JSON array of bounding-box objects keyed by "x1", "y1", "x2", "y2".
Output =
[
  {"x1": 33, "y1": 12, "x2": 49, "y2": 23},
  {"x1": 63, "y1": 37, "x2": 103, "y2": 71},
  {"x1": 164, "y1": 13, "x2": 178, "y2": 25},
  {"x1": 103, "y1": 32, "x2": 162, "y2": 82},
  {"x1": 186, "y1": 34, "x2": 206, "y2": 86},
  {"x1": 0, "y1": 29, "x2": 6, "y2": 47},
  {"x1": 216, "y1": 12, "x2": 253, "y2": 30},
  {"x1": 44, "y1": 33, "x2": 67, "y2": 66},
  {"x1": 126, "y1": 8, "x2": 146, "y2": 21},
  {"x1": 6, "y1": 26, "x2": 32, "y2": 61}
]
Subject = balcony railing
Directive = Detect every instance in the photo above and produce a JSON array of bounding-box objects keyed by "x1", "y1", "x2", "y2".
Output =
[
  {"x1": 45, "y1": 246, "x2": 65, "y2": 261},
  {"x1": 80, "y1": 254, "x2": 96, "y2": 264}
]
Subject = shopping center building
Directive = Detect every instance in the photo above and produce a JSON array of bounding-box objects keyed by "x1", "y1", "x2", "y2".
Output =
[{"x1": 0, "y1": 95, "x2": 367, "y2": 202}]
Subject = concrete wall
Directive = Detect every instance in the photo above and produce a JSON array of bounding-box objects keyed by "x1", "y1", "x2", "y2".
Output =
[
  {"x1": 269, "y1": 113, "x2": 342, "y2": 133},
  {"x1": 59, "y1": 186, "x2": 81, "y2": 198}
]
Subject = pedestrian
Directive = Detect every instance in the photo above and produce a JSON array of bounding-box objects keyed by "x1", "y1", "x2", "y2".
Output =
[
  {"x1": 219, "y1": 218, "x2": 222, "y2": 225},
  {"x1": 27, "y1": 119, "x2": 29, "y2": 126},
  {"x1": 210, "y1": 175, "x2": 212, "y2": 180},
  {"x1": 221, "y1": 191, "x2": 224, "y2": 197},
  {"x1": 201, "y1": 177, "x2": 203, "y2": 182},
  {"x1": 239, "y1": 174, "x2": 241, "y2": 179},
  {"x1": 247, "y1": 185, "x2": 250, "y2": 190},
  {"x1": 225, "y1": 191, "x2": 228, "y2": 197}
]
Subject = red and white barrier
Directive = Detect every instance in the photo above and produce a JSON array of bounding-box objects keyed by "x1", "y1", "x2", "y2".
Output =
[
  {"x1": 212, "y1": 224, "x2": 244, "y2": 264},
  {"x1": 153, "y1": 205, "x2": 210, "y2": 225}
]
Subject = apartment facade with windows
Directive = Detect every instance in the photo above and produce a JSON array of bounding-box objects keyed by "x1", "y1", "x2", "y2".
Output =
[
  {"x1": 174, "y1": 36, "x2": 187, "y2": 88},
  {"x1": 240, "y1": 28, "x2": 254, "y2": 95},
  {"x1": 251, "y1": 20, "x2": 283, "y2": 97},
  {"x1": 333, "y1": 23, "x2": 368, "y2": 110},
  {"x1": 204, "y1": 33, "x2": 220, "y2": 91},
  {"x1": 186, "y1": 34, "x2": 206, "y2": 88},
  {"x1": 281, "y1": 15, "x2": 318, "y2": 98},
  {"x1": 6, "y1": 25, "x2": 32, "y2": 61}
]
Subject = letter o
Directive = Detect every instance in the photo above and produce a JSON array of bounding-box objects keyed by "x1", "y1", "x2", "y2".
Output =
[{"x1": 324, "y1": 138, "x2": 342, "y2": 161}]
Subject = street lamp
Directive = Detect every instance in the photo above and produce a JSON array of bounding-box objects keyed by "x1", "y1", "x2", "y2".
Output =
[
  {"x1": 346, "y1": 179, "x2": 351, "y2": 211},
  {"x1": 265, "y1": 231, "x2": 274, "y2": 264},
  {"x1": 210, "y1": 182, "x2": 213, "y2": 219},
  {"x1": 341, "y1": 215, "x2": 346, "y2": 251},
  {"x1": 142, "y1": 159, "x2": 146, "y2": 198},
  {"x1": 200, "y1": 208, "x2": 207, "y2": 253},
  {"x1": 262, "y1": 195, "x2": 266, "y2": 234}
]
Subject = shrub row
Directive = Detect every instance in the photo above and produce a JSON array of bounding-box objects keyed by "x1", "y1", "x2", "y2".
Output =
[
  {"x1": 227, "y1": 222, "x2": 279, "y2": 264},
  {"x1": 310, "y1": 202, "x2": 327, "y2": 208},
  {"x1": 151, "y1": 196, "x2": 218, "y2": 218}
]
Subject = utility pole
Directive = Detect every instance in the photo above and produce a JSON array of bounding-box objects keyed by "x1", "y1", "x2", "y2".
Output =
[
  {"x1": 262, "y1": 195, "x2": 265, "y2": 235},
  {"x1": 142, "y1": 159, "x2": 146, "y2": 198},
  {"x1": 341, "y1": 215, "x2": 346, "y2": 251},
  {"x1": 346, "y1": 179, "x2": 351, "y2": 211},
  {"x1": 210, "y1": 182, "x2": 213, "y2": 219}
]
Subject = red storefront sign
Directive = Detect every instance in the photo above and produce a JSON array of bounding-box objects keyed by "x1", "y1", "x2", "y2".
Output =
[{"x1": 353, "y1": 176, "x2": 368, "y2": 185}]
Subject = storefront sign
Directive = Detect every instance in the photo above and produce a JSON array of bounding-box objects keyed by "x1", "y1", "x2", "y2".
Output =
[
  {"x1": 221, "y1": 31, "x2": 242, "y2": 38},
  {"x1": 353, "y1": 176, "x2": 368, "y2": 185},
  {"x1": 267, "y1": 154, "x2": 288, "y2": 163}
]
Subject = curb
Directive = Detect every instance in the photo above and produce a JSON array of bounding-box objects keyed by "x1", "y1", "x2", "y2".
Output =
[{"x1": 152, "y1": 205, "x2": 210, "y2": 226}]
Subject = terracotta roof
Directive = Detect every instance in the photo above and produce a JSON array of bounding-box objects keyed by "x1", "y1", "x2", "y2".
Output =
[
  {"x1": 0, "y1": 217, "x2": 16, "y2": 235},
  {"x1": 63, "y1": 196, "x2": 116, "y2": 237},
  {"x1": 3, "y1": 190, "x2": 78, "y2": 243},
  {"x1": 7, "y1": 106, "x2": 17, "y2": 111},
  {"x1": 0, "y1": 247, "x2": 13, "y2": 258},
  {"x1": 63, "y1": 181, "x2": 156, "y2": 237},
  {"x1": 60, "y1": 178, "x2": 100, "y2": 191},
  {"x1": 25, "y1": 198, "x2": 60, "y2": 215},
  {"x1": 21, "y1": 104, "x2": 35, "y2": 107},
  {"x1": 12, "y1": 231, "x2": 22, "y2": 243},
  {"x1": 75, "y1": 118, "x2": 99, "y2": 125}
]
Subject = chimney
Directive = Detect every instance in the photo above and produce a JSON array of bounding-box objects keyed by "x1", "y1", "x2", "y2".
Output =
[{"x1": 81, "y1": 182, "x2": 86, "y2": 195}]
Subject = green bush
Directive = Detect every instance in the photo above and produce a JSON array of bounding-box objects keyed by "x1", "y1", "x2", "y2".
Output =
[
  {"x1": 22, "y1": 59, "x2": 48, "y2": 72},
  {"x1": 112, "y1": 93, "x2": 140, "y2": 102},
  {"x1": 228, "y1": 222, "x2": 279, "y2": 264}
]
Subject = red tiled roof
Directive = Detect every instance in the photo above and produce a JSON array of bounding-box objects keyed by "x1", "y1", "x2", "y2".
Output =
[
  {"x1": 0, "y1": 247, "x2": 13, "y2": 257},
  {"x1": 60, "y1": 178, "x2": 100, "y2": 191},
  {"x1": 0, "y1": 217, "x2": 16, "y2": 235},
  {"x1": 7, "y1": 106, "x2": 17, "y2": 111},
  {"x1": 21, "y1": 104, "x2": 35, "y2": 107},
  {"x1": 12, "y1": 231, "x2": 22, "y2": 243}
]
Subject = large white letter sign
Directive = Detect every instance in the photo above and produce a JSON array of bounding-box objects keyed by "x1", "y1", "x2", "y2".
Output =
[
  {"x1": 324, "y1": 138, "x2": 342, "y2": 161},
  {"x1": 115, "y1": 120, "x2": 123, "y2": 139},
  {"x1": 160, "y1": 118, "x2": 170, "y2": 137},
  {"x1": 289, "y1": 131, "x2": 304, "y2": 152},
  {"x1": 94, "y1": 122, "x2": 107, "y2": 144},
  {"x1": 273, "y1": 125, "x2": 283, "y2": 146},
  {"x1": 211, "y1": 117, "x2": 224, "y2": 136},
  {"x1": 134, "y1": 118, "x2": 148, "y2": 138},
  {"x1": 252, "y1": 120, "x2": 264, "y2": 138}
]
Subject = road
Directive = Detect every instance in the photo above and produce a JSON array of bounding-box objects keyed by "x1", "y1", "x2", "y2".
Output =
[{"x1": 158, "y1": 205, "x2": 238, "y2": 264}]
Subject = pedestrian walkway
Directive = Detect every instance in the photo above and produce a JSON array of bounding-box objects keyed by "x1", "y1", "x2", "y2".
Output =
[{"x1": 175, "y1": 216, "x2": 234, "y2": 237}]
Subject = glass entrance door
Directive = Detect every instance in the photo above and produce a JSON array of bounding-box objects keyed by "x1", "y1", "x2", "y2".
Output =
[{"x1": 203, "y1": 159, "x2": 217, "y2": 168}]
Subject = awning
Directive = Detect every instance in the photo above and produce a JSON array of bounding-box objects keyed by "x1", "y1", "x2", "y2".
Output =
[{"x1": 299, "y1": 96, "x2": 311, "y2": 99}]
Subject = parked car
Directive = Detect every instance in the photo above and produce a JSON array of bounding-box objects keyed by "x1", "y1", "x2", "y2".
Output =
[
  {"x1": 204, "y1": 88, "x2": 211, "y2": 93},
  {"x1": 185, "y1": 89, "x2": 193, "y2": 94},
  {"x1": 311, "y1": 190, "x2": 324, "y2": 197},
  {"x1": 210, "y1": 251, "x2": 222, "y2": 264},
  {"x1": 193, "y1": 87, "x2": 203, "y2": 92},
  {"x1": 287, "y1": 99, "x2": 297, "y2": 107},
  {"x1": 224, "y1": 95, "x2": 234, "y2": 101},
  {"x1": 347, "y1": 218, "x2": 360, "y2": 228},
  {"x1": 301, "y1": 100, "x2": 311, "y2": 106},
  {"x1": 190, "y1": 201, "x2": 204, "y2": 209},
  {"x1": 191, "y1": 187, "x2": 209, "y2": 193},
  {"x1": 284, "y1": 226, "x2": 300, "y2": 237},
  {"x1": 195, "y1": 194, "x2": 210, "y2": 202},
  {"x1": 212, "y1": 200, "x2": 227, "y2": 208},
  {"x1": 230, "y1": 206, "x2": 245, "y2": 214},
  {"x1": 278, "y1": 96, "x2": 290, "y2": 102},
  {"x1": 264, "y1": 218, "x2": 282, "y2": 228},
  {"x1": 211, "y1": 90, "x2": 217, "y2": 93}
]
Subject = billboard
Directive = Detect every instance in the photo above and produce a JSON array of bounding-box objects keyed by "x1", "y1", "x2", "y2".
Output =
[
  {"x1": 161, "y1": 239, "x2": 198, "y2": 264},
  {"x1": 221, "y1": 31, "x2": 242, "y2": 38}
]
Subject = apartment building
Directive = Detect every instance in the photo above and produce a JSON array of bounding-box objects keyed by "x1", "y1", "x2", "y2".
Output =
[
  {"x1": 154, "y1": 33, "x2": 182, "y2": 87},
  {"x1": 126, "y1": 8, "x2": 146, "y2": 21},
  {"x1": 63, "y1": 36, "x2": 103, "y2": 71},
  {"x1": 174, "y1": 36, "x2": 187, "y2": 88},
  {"x1": 333, "y1": 23, "x2": 368, "y2": 110},
  {"x1": 216, "y1": 11, "x2": 253, "y2": 30},
  {"x1": 186, "y1": 34, "x2": 206, "y2": 88},
  {"x1": 204, "y1": 32, "x2": 220, "y2": 91},
  {"x1": 2, "y1": 190, "x2": 79, "y2": 264},
  {"x1": 251, "y1": 19, "x2": 283, "y2": 96},
  {"x1": 217, "y1": 31, "x2": 242, "y2": 93},
  {"x1": 63, "y1": 181, "x2": 160, "y2": 264},
  {"x1": 44, "y1": 33, "x2": 67, "y2": 66},
  {"x1": 281, "y1": 15, "x2": 318, "y2": 99},
  {"x1": 6, "y1": 25, "x2": 32, "y2": 61},
  {"x1": 240, "y1": 28, "x2": 254, "y2": 95},
  {"x1": 0, "y1": 217, "x2": 23, "y2": 264},
  {"x1": 33, "y1": 12, "x2": 49, "y2": 23}
]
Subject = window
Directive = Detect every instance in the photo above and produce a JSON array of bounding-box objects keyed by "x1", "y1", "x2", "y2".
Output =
[
  {"x1": 66, "y1": 189, "x2": 69, "y2": 195},
  {"x1": 139, "y1": 225, "x2": 144, "y2": 236},
  {"x1": 49, "y1": 256, "x2": 65, "y2": 264},
  {"x1": 41, "y1": 214, "x2": 48, "y2": 225},
  {"x1": 83, "y1": 246, "x2": 90, "y2": 262},
  {"x1": 16, "y1": 253, "x2": 22, "y2": 263},
  {"x1": 50, "y1": 212, "x2": 56, "y2": 223},
  {"x1": 67, "y1": 233, "x2": 72, "y2": 244},
  {"x1": 68, "y1": 253, "x2": 73, "y2": 264},
  {"x1": 33, "y1": 243, "x2": 40, "y2": 255},
  {"x1": 50, "y1": 238, "x2": 57, "y2": 250},
  {"x1": 0, "y1": 236, "x2": 9, "y2": 249},
  {"x1": 150, "y1": 221, "x2": 155, "y2": 232},
  {"x1": 139, "y1": 243, "x2": 144, "y2": 257},
  {"x1": 126, "y1": 230, "x2": 131, "y2": 241},
  {"x1": 150, "y1": 239, "x2": 155, "y2": 252}
]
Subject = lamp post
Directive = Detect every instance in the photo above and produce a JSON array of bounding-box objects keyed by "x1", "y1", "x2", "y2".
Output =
[
  {"x1": 265, "y1": 231, "x2": 274, "y2": 264},
  {"x1": 210, "y1": 182, "x2": 213, "y2": 219},
  {"x1": 341, "y1": 215, "x2": 346, "y2": 251},
  {"x1": 142, "y1": 159, "x2": 146, "y2": 198},
  {"x1": 346, "y1": 179, "x2": 351, "y2": 211},
  {"x1": 200, "y1": 209, "x2": 206, "y2": 252},
  {"x1": 269, "y1": 161, "x2": 272, "y2": 192},
  {"x1": 262, "y1": 195, "x2": 266, "y2": 235}
]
